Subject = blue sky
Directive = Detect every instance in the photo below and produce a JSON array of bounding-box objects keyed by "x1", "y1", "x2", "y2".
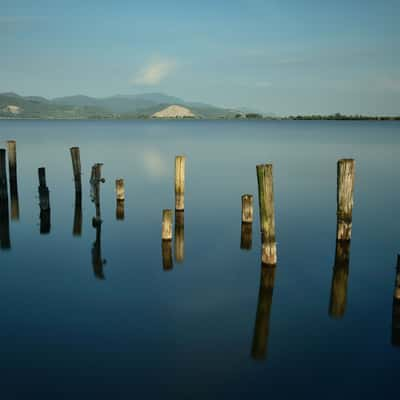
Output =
[{"x1": 1, "y1": 0, "x2": 399, "y2": 115}]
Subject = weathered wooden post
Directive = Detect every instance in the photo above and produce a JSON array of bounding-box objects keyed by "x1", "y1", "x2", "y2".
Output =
[
  {"x1": 256, "y1": 164, "x2": 277, "y2": 266},
  {"x1": 392, "y1": 255, "x2": 400, "y2": 346},
  {"x1": 7, "y1": 140, "x2": 19, "y2": 220},
  {"x1": 0, "y1": 149, "x2": 11, "y2": 249},
  {"x1": 162, "y1": 209, "x2": 173, "y2": 270},
  {"x1": 70, "y1": 147, "x2": 82, "y2": 194},
  {"x1": 162, "y1": 209, "x2": 173, "y2": 240},
  {"x1": 90, "y1": 163, "x2": 104, "y2": 223},
  {"x1": 174, "y1": 210, "x2": 184, "y2": 263},
  {"x1": 38, "y1": 167, "x2": 51, "y2": 234},
  {"x1": 175, "y1": 155, "x2": 186, "y2": 211},
  {"x1": 329, "y1": 240, "x2": 351, "y2": 318},
  {"x1": 336, "y1": 159, "x2": 355, "y2": 241},
  {"x1": 115, "y1": 178, "x2": 125, "y2": 220},
  {"x1": 251, "y1": 265, "x2": 276, "y2": 360},
  {"x1": 241, "y1": 194, "x2": 253, "y2": 250}
]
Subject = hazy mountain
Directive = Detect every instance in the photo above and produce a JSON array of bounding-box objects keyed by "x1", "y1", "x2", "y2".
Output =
[{"x1": 0, "y1": 92, "x2": 250, "y2": 119}]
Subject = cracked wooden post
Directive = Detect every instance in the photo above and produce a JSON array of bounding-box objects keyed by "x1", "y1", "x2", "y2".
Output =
[
  {"x1": 38, "y1": 167, "x2": 50, "y2": 234},
  {"x1": 256, "y1": 164, "x2": 277, "y2": 266},
  {"x1": 0, "y1": 149, "x2": 11, "y2": 249},
  {"x1": 392, "y1": 255, "x2": 400, "y2": 346},
  {"x1": 7, "y1": 140, "x2": 19, "y2": 220},
  {"x1": 336, "y1": 159, "x2": 355, "y2": 241},
  {"x1": 162, "y1": 209, "x2": 173, "y2": 270},
  {"x1": 174, "y1": 210, "x2": 184, "y2": 263},
  {"x1": 175, "y1": 155, "x2": 186, "y2": 211},
  {"x1": 70, "y1": 147, "x2": 82, "y2": 194},
  {"x1": 251, "y1": 265, "x2": 276, "y2": 360},
  {"x1": 115, "y1": 178, "x2": 125, "y2": 220},
  {"x1": 329, "y1": 240, "x2": 351, "y2": 318},
  {"x1": 90, "y1": 163, "x2": 104, "y2": 224},
  {"x1": 241, "y1": 194, "x2": 253, "y2": 250}
]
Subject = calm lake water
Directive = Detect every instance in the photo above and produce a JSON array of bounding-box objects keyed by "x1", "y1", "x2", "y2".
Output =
[{"x1": 0, "y1": 120, "x2": 399, "y2": 399}]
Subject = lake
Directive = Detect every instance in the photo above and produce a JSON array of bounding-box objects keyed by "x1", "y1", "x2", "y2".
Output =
[{"x1": 0, "y1": 120, "x2": 399, "y2": 399}]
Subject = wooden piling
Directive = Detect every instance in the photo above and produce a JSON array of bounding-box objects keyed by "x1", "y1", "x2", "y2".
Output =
[
  {"x1": 336, "y1": 159, "x2": 355, "y2": 241},
  {"x1": 242, "y1": 194, "x2": 253, "y2": 223},
  {"x1": 329, "y1": 240, "x2": 351, "y2": 318},
  {"x1": 0, "y1": 149, "x2": 8, "y2": 201},
  {"x1": 162, "y1": 209, "x2": 173, "y2": 240},
  {"x1": 392, "y1": 255, "x2": 400, "y2": 346},
  {"x1": 256, "y1": 164, "x2": 277, "y2": 266},
  {"x1": 251, "y1": 265, "x2": 276, "y2": 360},
  {"x1": 90, "y1": 163, "x2": 104, "y2": 222},
  {"x1": 0, "y1": 149, "x2": 11, "y2": 249},
  {"x1": 174, "y1": 210, "x2": 184, "y2": 263},
  {"x1": 175, "y1": 155, "x2": 186, "y2": 211},
  {"x1": 38, "y1": 167, "x2": 50, "y2": 211},
  {"x1": 7, "y1": 141, "x2": 19, "y2": 220},
  {"x1": 70, "y1": 147, "x2": 82, "y2": 194},
  {"x1": 116, "y1": 179, "x2": 125, "y2": 201}
]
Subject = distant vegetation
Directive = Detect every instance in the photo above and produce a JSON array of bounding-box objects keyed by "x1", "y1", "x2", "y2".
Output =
[{"x1": 0, "y1": 93, "x2": 398, "y2": 120}]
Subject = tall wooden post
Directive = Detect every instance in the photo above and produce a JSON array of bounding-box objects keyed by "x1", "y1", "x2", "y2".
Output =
[
  {"x1": 392, "y1": 255, "x2": 400, "y2": 346},
  {"x1": 90, "y1": 163, "x2": 104, "y2": 223},
  {"x1": 336, "y1": 159, "x2": 355, "y2": 241},
  {"x1": 174, "y1": 210, "x2": 184, "y2": 263},
  {"x1": 175, "y1": 156, "x2": 186, "y2": 211},
  {"x1": 251, "y1": 265, "x2": 276, "y2": 360},
  {"x1": 241, "y1": 194, "x2": 253, "y2": 250},
  {"x1": 70, "y1": 147, "x2": 82, "y2": 194},
  {"x1": 7, "y1": 140, "x2": 19, "y2": 220},
  {"x1": 329, "y1": 240, "x2": 351, "y2": 318},
  {"x1": 38, "y1": 167, "x2": 50, "y2": 234},
  {"x1": 256, "y1": 164, "x2": 277, "y2": 266},
  {"x1": 115, "y1": 179, "x2": 125, "y2": 220},
  {"x1": 0, "y1": 149, "x2": 11, "y2": 249}
]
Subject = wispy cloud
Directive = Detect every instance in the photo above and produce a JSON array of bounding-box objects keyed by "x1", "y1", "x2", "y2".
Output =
[{"x1": 130, "y1": 58, "x2": 177, "y2": 86}]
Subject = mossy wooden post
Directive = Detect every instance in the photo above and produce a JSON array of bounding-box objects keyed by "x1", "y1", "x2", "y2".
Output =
[
  {"x1": 0, "y1": 149, "x2": 11, "y2": 249},
  {"x1": 329, "y1": 240, "x2": 351, "y2": 318},
  {"x1": 70, "y1": 147, "x2": 82, "y2": 194},
  {"x1": 175, "y1": 156, "x2": 186, "y2": 211},
  {"x1": 174, "y1": 210, "x2": 184, "y2": 263},
  {"x1": 90, "y1": 163, "x2": 104, "y2": 224},
  {"x1": 336, "y1": 159, "x2": 355, "y2": 241},
  {"x1": 241, "y1": 194, "x2": 253, "y2": 250},
  {"x1": 392, "y1": 255, "x2": 400, "y2": 346},
  {"x1": 256, "y1": 164, "x2": 277, "y2": 266},
  {"x1": 251, "y1": 265, "x2": 276, "y2": 360},
  {"x1": 7, "y1": 140, "x2": 19, "y2": 220},
  {"x1": 38, "y1": 167, "x2": 51, "y2": 234},
  {"x1": 115, "y1": 179, "x2": 125, "y2": 220}
]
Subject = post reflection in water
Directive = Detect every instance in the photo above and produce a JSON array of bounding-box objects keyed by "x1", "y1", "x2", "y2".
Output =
[
  {"x1": 392, "y1": 255, "x2": 400, "y2": 347},
  {"x1": 38, "y1": 167, "x2": 51, "y2": 235},
  {"x1": 162, "y1": 240, "x2": 173, "y2": 271},
  {"x1": 251, "y1": 265, "x2": 276, "y2": 360},
  {"x1": 329, "y1": 240, "x2": 351, "y2": 318},
  {"x1": 0, "y1": 149, "x2": 11, "y2": 249},
  {"x1": 73, "y1": 192, "x2": 82, "y2": 236},
  {"x1": 7, "y1": 141, "x2": 20, "y2": 221},
  {"x1": 240, "y1": 222, "x2": 252, "y2": 250},
  {"x1": 174, "y1": 210, "x2": 184, "y2": 263},
  {"x1": 90, "y1": 163, "x2": 106, "y2": 279},
  {"x1": 116, "y1": 199, "x2": 125, "y2": 220}
]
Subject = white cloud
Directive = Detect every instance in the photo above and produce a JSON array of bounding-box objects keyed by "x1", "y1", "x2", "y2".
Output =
[{"x1": 131, "y1": 59, "x2": 177, "y2": 86}]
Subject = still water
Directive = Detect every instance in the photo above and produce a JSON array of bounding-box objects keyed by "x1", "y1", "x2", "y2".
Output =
[{"x1": 0, "y1": 120, "x2": 399, "y2": 398}]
